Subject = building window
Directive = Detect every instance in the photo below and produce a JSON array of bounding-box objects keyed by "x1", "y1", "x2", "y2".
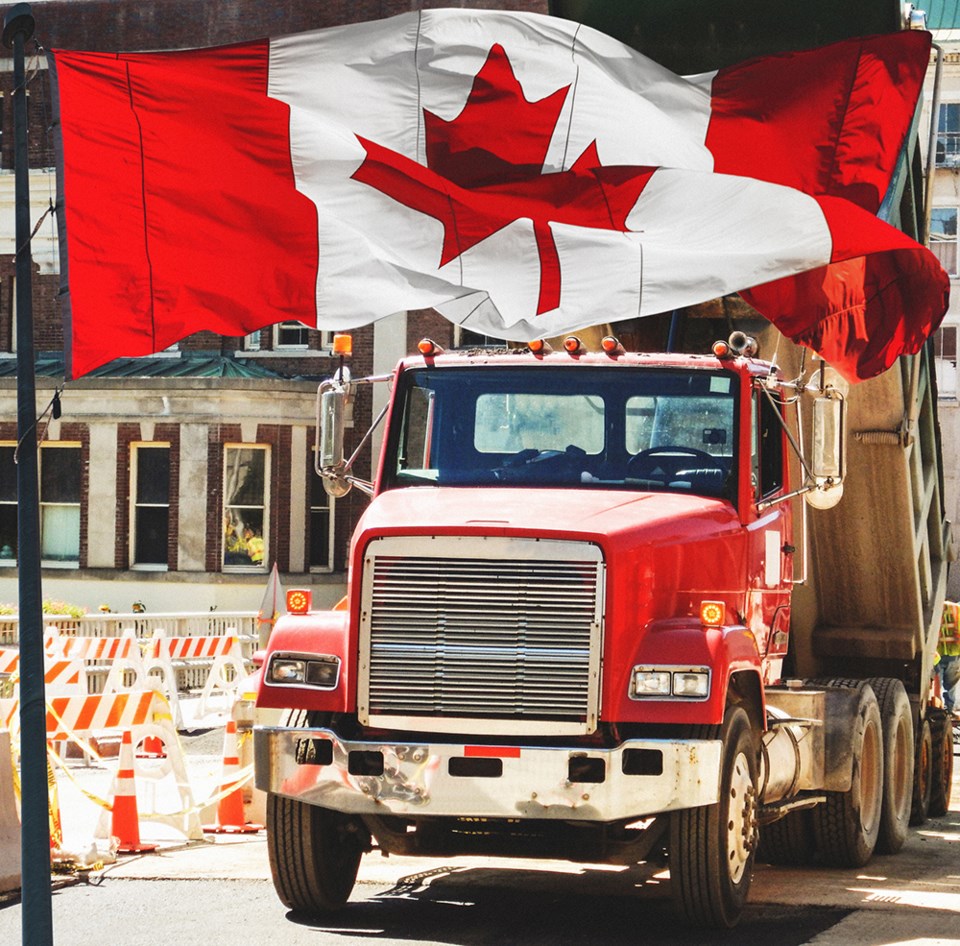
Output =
[
  {"x1": 309, "y1": 465, "x2": 335, "y2": 572},
  {"x1": 0, "y1": 444, "x2": 15, "y2": 563},
  {"x1": 243, "y1": 330, "x2": 262, "y2": 351},
  {"x1": 274, "y1": 321, "x2": 310, "y2": 350},
  {"x1": 223, "y1": 445, "x2": 268, "y2": 569},
  {"x1": 131, "y1": 444, "x2": 170, "y2": 567},
  {"x1": 454, "y1": 326, "x2": 504, "y2": 348},
  {"x1": 936, "y1": 325, "x2": 958, "y2": 400},
  {"x1": 40, "y1": 444, "x2": 81, "y2": 565},
  {"x1": 937, "y1": 103, "x2": 960, "y2": 168},
  {"x1": 930, "y1": 208, "x2": 958, "y2": 277}
]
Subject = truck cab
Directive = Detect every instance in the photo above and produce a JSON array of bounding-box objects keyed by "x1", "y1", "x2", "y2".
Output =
[{"x1": 254, "y1": 333, "x2": 872, "y2": 930}]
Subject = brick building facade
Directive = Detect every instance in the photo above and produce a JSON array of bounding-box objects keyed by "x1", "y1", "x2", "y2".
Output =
[{"x1": 0, "y1": 0, "x2": 548, "y2": 612}]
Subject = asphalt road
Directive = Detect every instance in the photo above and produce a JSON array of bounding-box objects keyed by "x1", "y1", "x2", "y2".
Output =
[
  {"x1": 1, "y1": 719, "x2": 960, "y2": 945},
  {"x1": 3, "y1": 873, "x2": 853, "y2": 946}
]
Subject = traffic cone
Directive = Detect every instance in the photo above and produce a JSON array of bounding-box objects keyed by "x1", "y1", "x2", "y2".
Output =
[
  {"x1": 109, "y1": 731, "x2": 157, "y2": 853},
  {"x1": 137, "y1": 734, "x2": 165, "y2": 758},
  {"x1": 203, "y1": 720, "x2": 262, "y2": 834}
]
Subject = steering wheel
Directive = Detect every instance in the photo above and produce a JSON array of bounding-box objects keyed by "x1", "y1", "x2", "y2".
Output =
[
  {"x1": 626, "y1": 445, "x2": 725, "y2": 481},
  {"x1": 494, "y1": 445, "x2": 587, "y2": 483}
]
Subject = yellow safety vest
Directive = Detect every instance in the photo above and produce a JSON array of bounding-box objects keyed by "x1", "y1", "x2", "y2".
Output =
[{"x1": 939, "y1": 601, "x2": 960, "y2": 657}]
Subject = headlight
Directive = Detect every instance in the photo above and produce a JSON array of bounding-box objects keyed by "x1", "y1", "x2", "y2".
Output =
[
  {"x1": 631, "y1": 666, "x2": 711, "y2": 700},
  {"x1": 268, "y1": 653, "x2": 341, "y2": 689},
  {"x1": 673, "y1": 671, "x2": 709, "y2": 697},
  {"x1": 634, "y1": 670, "x2": 672, "y2": 696},
  {"x1": 269, "y1": 658, "x2": 305, "y2": 683}
]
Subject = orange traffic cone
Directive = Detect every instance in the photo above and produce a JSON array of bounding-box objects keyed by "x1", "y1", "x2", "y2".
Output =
[
  {"x1": 137, "y1": 734, "x2": 165, "y2": 758},
  {"x1": 110, "y1": 730, "x2": 157, "y2": 853},
  {"x1": 203, "y1": 720, "x2": 262, "y2": 834}
]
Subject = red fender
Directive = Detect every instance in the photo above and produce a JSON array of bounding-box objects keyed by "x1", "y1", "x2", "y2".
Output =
[
  {"x1": 255, "y1": 611, "x2": 351, "y2": 712},
  {"x1": 607, "y1": 619, "x2": 764, "y2": 726}
]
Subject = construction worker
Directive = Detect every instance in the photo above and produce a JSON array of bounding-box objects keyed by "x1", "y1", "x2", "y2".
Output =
[{"x1": 937, "y1": 601, "x2": 960, "y2": 716}]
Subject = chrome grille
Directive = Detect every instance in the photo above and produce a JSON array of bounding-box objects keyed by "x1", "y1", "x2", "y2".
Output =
[{"x1": 359, "y1": 536, "x2": 603, "y2": 734}]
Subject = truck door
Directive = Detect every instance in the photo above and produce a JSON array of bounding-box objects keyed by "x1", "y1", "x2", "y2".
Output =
[{"x1": 746, "y1": 387, "x2": 792, "y2": 677}]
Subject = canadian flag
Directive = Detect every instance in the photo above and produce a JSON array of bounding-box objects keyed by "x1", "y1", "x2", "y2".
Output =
[{"x1": 49, "y1": 9, "x2": 947, "y2": 380}]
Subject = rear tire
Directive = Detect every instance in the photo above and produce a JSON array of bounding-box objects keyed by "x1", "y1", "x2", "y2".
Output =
[
  {"x1": 670, "y1": 706, "x2": 759, "y2": 928},
  {"x1": 929, "y1": 709, "x2": 954, "y2": 818},
  {"x1": 265, "y1": 709, "x2": 365, "y2": 915},
  {"x1": 866, "y1": 678, "x2": 913, "y2": 854},
  {"x1": 756, "y1": 809, "x2": 816, "y2": 866},
  {"x1": 910, "y1": 718, "x2": 933, "y2": 826},
  {"x1": 812, "y1": 682, "x2": 883, "y2": 867}
]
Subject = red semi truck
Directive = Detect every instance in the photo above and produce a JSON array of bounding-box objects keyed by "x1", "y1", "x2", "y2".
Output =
[
  {"x1": 253, "y1": 1, "x2": 953, "y2": 930},
  {"x1": 253, "y1": 320, "x2": 953, "y2": 928}
]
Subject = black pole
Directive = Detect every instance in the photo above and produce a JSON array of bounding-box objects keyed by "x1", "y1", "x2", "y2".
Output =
[{"x1": 3, "y1": 4, "x2": 53, "y2": 945}]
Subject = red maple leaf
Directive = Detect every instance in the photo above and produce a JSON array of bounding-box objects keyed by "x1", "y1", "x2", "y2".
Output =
[{"x1": 352, "y1": 44, "x2": 656, "y2": 315}]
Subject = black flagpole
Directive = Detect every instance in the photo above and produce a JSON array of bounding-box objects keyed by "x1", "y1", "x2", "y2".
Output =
[{"x1": 4, "y1": 4, "x2": 54, "y2": 944}]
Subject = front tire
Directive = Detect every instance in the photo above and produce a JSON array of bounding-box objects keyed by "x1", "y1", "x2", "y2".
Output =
[
  {"x1": 813, "y1": 682, "x2": 883, "y2": 867},
  {"x1": 670, "y1": 706, "x2": 759, "y2": 928},
  {"x1": 266, "y1": 710, "x2": 366, "y2": 915}
]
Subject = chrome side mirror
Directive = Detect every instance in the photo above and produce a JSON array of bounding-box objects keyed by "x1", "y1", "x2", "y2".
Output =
[
  {"x1": 316, "y1": 381, "x2": 352, "y2": 498},
  {"x1": 806, "y1": 391, "x2": 845, "y2": 509}
]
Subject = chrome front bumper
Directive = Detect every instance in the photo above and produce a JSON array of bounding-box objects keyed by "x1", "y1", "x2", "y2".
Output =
[{"x1": 254, "y1": 726, "x2": 722, "y2": 821}]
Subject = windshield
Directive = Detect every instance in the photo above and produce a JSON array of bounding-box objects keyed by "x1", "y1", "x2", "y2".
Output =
[{"x1": 385, "y1": 366, "x2": 738, "y2": 500}]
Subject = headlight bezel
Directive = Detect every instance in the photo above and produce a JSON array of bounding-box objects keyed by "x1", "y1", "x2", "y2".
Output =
[
  {"x1": 630, "y1": 665, "x2": 711, "y2": 701},
  {"x1": 267, "y1": 651, "x2": 342, "y2": 690}
]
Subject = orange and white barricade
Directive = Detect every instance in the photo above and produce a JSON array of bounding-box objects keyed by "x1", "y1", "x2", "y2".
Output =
[
  {"x1": 0, "y1": 698, "x2": 15, "y2": 733},
  {"x1": 45, "y1": 689, "x2": 168, "y2": 742},
  {"x1": 0, "y1": 648, "x2": 18, "y2": 677},
  {"x1": 7, "y1": 629, "x2": 122, "y2": 694},
  {"x1": 58, "y1": 628, "x2": 153, "y2": 694},
  {"x1": 42, "y1": 655, "x2": 89, "y2": 696},
  {"x1": 0, "y1": 644, "x2": 88, "y2": 696},
  {"x1": 146, "y1": 630, "x2": 249, "y2": 725},
  {"x1": 45, "y1": 689, "x2": 204, "y2": 842},
  {"x1": 2, "y1": 687, "x2": 203, "y2": 845}
]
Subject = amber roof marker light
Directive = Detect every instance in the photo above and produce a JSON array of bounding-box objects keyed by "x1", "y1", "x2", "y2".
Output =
[
  {"x1": 331, "y1": 333, "x2": 353, "y2": 382},
  {"x1": 332, "y1": 333, "x2": 352, "y2": 356},
  {"x1": 528, "y1": 339, "x2": 553, "y2": 355},
  {"x1": 699, "y1": 601, "x2": 725, "y2": 627},
  {"x1": 601, "y1": 336, "x2": 625, "y2": 356},
  {"x1": 418, "y1": 338, "x2": 445, "y2": 357},
  {"x1": 287, "y1": 589, "x2": 313, "y2": 614},
  {"x1": 563, "y1": 335, "x2": 584, "y2": 355}
]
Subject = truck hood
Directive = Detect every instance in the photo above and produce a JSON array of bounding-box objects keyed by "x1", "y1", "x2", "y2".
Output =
[{"x1": 355, "y1": 486, "x2": 740, "y2": 550}]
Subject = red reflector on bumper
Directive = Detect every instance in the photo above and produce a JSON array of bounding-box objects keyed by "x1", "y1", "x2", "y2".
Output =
[{"x1": 464, "y1": 746, "x2": 521, "y2": 758}]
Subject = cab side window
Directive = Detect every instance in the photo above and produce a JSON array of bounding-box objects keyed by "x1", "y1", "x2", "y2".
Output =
[{"x1": 752, "y1": 391, "x2": 784, "y2": 499}]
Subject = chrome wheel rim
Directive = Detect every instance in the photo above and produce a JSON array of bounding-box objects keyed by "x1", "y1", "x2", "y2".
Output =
[{"x1": 726, "y1": 750, "x2": 755, "y2": 884}]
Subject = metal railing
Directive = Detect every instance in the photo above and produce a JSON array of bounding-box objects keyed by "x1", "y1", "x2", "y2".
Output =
[
  {"x1": 0, "y1": 610, "x2": 261, "y2": 694},
  {"x1": 0, "y1": 610, "x2": 258, "y2": 647}
]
